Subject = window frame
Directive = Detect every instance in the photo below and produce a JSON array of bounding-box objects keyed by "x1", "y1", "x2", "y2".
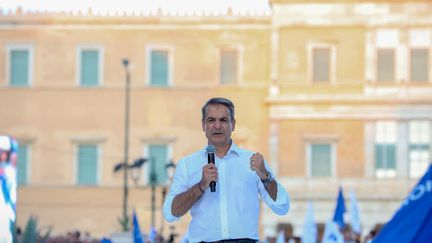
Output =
[
  {"x1": 146, "y1": 46, "x2": 174, "y2": 87},
  {"x1": 306, "y1": 141, "x2": 336, "y2": 177},
  {"x1": 74, "y1": 143, "x2": 101, "y2": 185},
  {"x1": 142, "y1": 143, "x2": 173, "y2": 186},
  {"x1": 376, "y1": 48, "x2": 396, "y2": 82},
  {"x1": 409, "y1": 48, "x2": 430, "y2": 82},
  {"x1": 76, "y1": 45, "x2": 104, "y2": 87},
  {"x1": 307, "y1": 44, "x2": 336, "y2": 85},
  {"x1": 218, "y1": 46, "x2": 243, "y2": 85},
  {"x1": 408, "y1": 120, "x2": 431, "y2": 178},
  {"x1": 16, "y1": 142, "x2": 31, "y2": 186},
  {"x1": 374, "y1": 121, "x2": 397, "y2": 178},
  {"x1": 6, "y1": 44, "x2": 34, "y2": 87}
]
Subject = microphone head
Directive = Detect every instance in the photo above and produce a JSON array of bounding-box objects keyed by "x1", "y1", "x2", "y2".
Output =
[{"x1": 206, "y1": 145, "x2": 215, "y2": 154}]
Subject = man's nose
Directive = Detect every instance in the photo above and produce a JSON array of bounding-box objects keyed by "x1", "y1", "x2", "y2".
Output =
[{"x1": 214, "y1": 120, "x2": 222, "y2": 129}]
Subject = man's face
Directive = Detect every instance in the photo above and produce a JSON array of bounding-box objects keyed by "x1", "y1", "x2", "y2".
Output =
[{"x1": 202, "y1": 104, "x2": 236, "y2": 147}]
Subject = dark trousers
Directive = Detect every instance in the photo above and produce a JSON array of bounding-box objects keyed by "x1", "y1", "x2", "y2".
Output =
[{"x1": 200, "y1": 239, "x2": 258, "y2": 243}]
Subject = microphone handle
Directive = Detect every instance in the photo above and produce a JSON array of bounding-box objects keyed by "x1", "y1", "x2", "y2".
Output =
[
  {"x1": 210, "y1": 181, "x2": 216, "y2": 192},
  {"x1": 208, "y1": 153, "x2": 216, "y2": 192}
]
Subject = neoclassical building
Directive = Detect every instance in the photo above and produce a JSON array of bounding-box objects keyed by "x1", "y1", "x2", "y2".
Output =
[{"x1": 0, "y1": 0, "x2": 431, "y2": 240}]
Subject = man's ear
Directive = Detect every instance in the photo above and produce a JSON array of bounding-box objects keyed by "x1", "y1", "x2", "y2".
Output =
[
  {"x1": 202, "y1": 120, "x2": 205, "y2": 131},
  {"x1": 231, "y1": 119, "x2": 236, "y2": 131}
]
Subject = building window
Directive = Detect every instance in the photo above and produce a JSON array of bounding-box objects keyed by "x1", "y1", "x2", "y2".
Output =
[
  {"x1": 312, "y1": 48, "x2": 330, "y2": 82},
  {"x1": 308, "y1": 143, "x2": 334, "y2": 177},
  {"x1": 146, "y1": 144, "x2": 169, "y2": 185},
  {"x1": 377, "y1": 49, "x2": 395, "y2": 82},
  {"x1": 409, "y1": 121, "x2": 430, "y2": 178},
  {"x1": 16, "y1": 144, "x2": 29, "y2": 185},
  {"x1": 78, "y1": 47, "x2": 102, "y2": 87},
  {"x1": 410, "y1": 49, "x2": 429, "y2": 82},
  {"x1": 8, "y1": 46, "x2": 32, "y2": 87},
  {"x1": 150, "y1": 49, "x2": 169, "y2": 87},
  {"x1": 375, "y1": 121, "x2": 397, "y2": 178},
  {"x1": 76, "y1": 144, "x2": 99, "y2": 185},
  {"x1": 220, "y1": 49, "x2": 238, "y2": 84}
]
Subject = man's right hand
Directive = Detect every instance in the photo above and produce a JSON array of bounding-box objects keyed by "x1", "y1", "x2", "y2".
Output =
[{"x1": 200, "y1": 163, "x2": 218, "y2": 190}]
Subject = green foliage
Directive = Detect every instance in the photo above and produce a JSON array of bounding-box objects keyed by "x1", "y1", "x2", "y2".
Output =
[
  {"x1": 118, "y1": 214, "x2": 130, "y2": 232},
  {"x1": 22, "y1": 215, "x2": 38, "y2": 243},
  {"x1": 20, "y1": 215, "x2": 52, "y2": 243}
]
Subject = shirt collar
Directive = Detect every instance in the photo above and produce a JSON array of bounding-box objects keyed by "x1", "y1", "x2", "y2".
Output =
[{"x1": 201, "y1": 142, "x2": 241, "y2": 157}]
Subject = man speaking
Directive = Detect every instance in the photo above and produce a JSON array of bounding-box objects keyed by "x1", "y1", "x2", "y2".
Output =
[{"x1": 163, "y1": 97, "x2": 290, "y2": 242}]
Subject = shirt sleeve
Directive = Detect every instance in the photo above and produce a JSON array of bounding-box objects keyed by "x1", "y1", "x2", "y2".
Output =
[
  {"x1": 258, "y1": 164, "x2": 290, "y2": 216},
  {"x1": 163, "y1": 158, "x2": 189, "y2": 222}
]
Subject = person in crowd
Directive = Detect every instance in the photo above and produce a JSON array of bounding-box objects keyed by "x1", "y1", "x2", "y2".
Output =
[{"x1": 163, "y1": 97, "x2": 290, "y2": 242}]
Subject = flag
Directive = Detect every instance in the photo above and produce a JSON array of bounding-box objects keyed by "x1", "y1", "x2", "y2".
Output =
[
  {"x1": 132, "y1": 210, "x2": 143, "y2": 243},
  {"x1": 148, "y1": 227, "x2": 157, "y2": 243},
  {"x1": 301, "y1": 202, "x2": 317, "y2": 243},
  {"x1": 275, "y1": 230, "x2": 285, "y2": 243},
  {"x1": 373, "y1": 164, "x2": 432, "y2": 243},
  {"x1": 332, "y1": 187, "x2": 346, "y2": 229},
  {"x1": 349, "y1": 189, "x2": 361, "y2": 234},
  {"x1": 322, "y1": 221, "x2": 344, "y2": 243}
]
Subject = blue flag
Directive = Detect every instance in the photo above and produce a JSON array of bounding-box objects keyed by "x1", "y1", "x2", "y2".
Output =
[
  {"x1": 332, "y1": 187, "x2": 346, "y2": 229},
  {"x1": 373, "y1": 164, "x2": 432, "y2": 243},
  {"x1": 132, "y1": 210, "x2": 143, "y2": 243}
]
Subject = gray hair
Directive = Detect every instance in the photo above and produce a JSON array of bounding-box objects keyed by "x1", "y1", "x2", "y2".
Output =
[{"x1": 201, "y1": 97, "x2": 235, "y2": 122}]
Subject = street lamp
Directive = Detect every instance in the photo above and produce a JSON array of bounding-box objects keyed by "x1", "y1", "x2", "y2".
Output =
[
  {"x1": 160, "y1": 160, "x2": 177, "y2": 241},
  {"x1": 113, "y1": 157, "x2": 147, "y2": 231},
  {"x1": 122, "y1": 58, "x2": 131, "y2": 231}
]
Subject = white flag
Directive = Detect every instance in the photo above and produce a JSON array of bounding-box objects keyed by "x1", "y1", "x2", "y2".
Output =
[
  {"x1": 301, "y1": 202, "x2": 317, "y2": 243},
  {"x1": 275, "y1": 230, "x2": 285, "y2": 243},
  {"x1": 350, "y1": 189, "x2": 361, "y2": 234},
  {"x1": 322, "y1": 221, "x2": 343, "y2": 243}
]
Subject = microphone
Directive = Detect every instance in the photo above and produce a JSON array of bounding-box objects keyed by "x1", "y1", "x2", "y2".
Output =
[{"x1": 206, "y1": 145, "x2": 216, "y2": 192}]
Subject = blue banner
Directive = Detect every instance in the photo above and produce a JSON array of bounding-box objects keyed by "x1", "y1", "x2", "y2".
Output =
[{"x1": 373, "y1": 164, "x2": 432, "y2": 243}]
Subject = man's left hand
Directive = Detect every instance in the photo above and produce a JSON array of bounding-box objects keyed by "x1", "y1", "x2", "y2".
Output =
[{"x1": 250, "y1": 152, "x2": 268, "y2": 180}]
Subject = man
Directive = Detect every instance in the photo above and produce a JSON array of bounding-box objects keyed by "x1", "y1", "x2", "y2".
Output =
[{"x1": 163, "y1": 97, "x2": 290, "y2": 242}]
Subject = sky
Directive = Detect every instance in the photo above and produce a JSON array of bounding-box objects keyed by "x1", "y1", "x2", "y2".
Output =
[{"x1": 0, "y1": 0, "x2": 271, "y2": 15}]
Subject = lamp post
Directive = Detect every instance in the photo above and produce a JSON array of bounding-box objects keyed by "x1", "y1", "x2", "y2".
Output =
[
  {"x1": 113, "y1": 157, "x2": 147, "y2": 231},
  {"x1": 122, "y1": 58, "x2": 131, "y2": 231},
  {"x1": 161, "y1": 160, "x2": 176, "y2": 241},
  {"x1": 150, "y1": 157, "x2": 157, "y2": 228}
]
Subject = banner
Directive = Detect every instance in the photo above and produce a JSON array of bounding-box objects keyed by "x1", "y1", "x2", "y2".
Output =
[{"x1": 373, "y1": 164, "x2": 432, "y2": 243}]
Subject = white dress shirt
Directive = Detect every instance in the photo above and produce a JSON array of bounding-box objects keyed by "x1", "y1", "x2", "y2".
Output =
[{"x1": 163, "y1": 143, "x2": 290, "y2": 242}]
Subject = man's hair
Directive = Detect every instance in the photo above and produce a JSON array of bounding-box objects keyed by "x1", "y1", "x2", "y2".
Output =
[{"x1": 201, "y1": 97, "x2": 235, "y2": 122}]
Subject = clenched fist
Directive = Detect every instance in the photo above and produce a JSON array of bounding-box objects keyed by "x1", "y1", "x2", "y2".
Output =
[{"x1": 250, "y1": 152, "x2": 268, "y2": 180}]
